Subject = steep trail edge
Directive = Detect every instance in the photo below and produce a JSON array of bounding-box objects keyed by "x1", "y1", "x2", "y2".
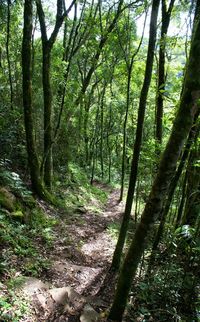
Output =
[{"x1": 21, "y1": 186, "x2": 125, "y2": 321}]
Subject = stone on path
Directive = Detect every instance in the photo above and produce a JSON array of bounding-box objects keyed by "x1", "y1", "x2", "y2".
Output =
[
  {"x1": 21, "y1": 277, "x2": 99, "y2": 321},
  {"x1": 80, "y1": 304, "x2": 99, "y2": 322}
]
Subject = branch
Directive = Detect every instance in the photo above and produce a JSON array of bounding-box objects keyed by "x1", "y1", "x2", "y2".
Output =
[
  {"x1": 35, "y1": 0, "x2": 47, "y2": 42},
  {"x1": 49, "y1": 0, "x2": 76, "y2": 48}
]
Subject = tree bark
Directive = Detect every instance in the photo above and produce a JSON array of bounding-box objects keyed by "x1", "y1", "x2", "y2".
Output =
[
  {"x1": 22, "y1": 0, "x2": 45, "y2": 197},
  {"x1": 182, "y1": 130, "x2": 200, "y2": 226},
  {"x1": 100, "y1": 84, "x2": 106, "y2": 180},
  {"x1": 147, "y1": 118, "x2": 199, "y2": 274},
  {"x1": 111, "y1": 0, "x2": 160, "y2": 271},
  {"x1": 36, "y1": 0, "x2": 76, "y2": 189},
  {"x1": 119, "y1": 63, "x2": 133, "y2": 202},
  {"x1": 155, "y1": 0, "x2": 175, "y2": 153},
  {"x1": 42, "y1": 43, "x2": 53, "y2": 188},
  {"x1": 108, "y1": 4, "x2": 200, "y2": 319},
  {"x1": 6, "y1": 0, "x2": 13, "y2": 110}
]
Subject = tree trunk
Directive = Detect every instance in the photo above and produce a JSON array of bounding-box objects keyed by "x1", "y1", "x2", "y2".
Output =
[
  {"x1": 42, "y1": 44, "x2": 53, "y2": 189},
  {"x1": 22, "y1": 0, "x2": 45, "y2": 197},
  {"x1": 147, "y1": 120, "x2": 199, "y2": 274},
  {"x1": 6, "y1": 0, "x2": 13, "y2": 110},
  {"x1": 36, "y1": 0, "x2": 75, "y2": 188},
  {"x1": 108, "y1": 4, "x2": 200, "y2": 319},
  {"x1": 107, "y1": 103, "x2": 112, "y2": 183},
  {"x1": 111, "y1": 0, "x2": 160, "y2": 271},
  {"x1": 155, "y1": 0, "x2": 175, "y2": 154},
  {"x1": 119, "y1": 63, "x2": 133, "y2": 201},
  {"x1": 90, "y1": 102, "x2": 100, "y2": 184},
  {"x1": 100, "y1": 84, "x2": 106, "y2": 180},
  {"x1": 175, "y1": 171, "x2": 187, "y2": 228},
  {"x1": 182, "y1": 131, "x2": 200, "y2": 226}
]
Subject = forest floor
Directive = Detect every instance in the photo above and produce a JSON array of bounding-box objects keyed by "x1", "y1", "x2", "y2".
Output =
[{"x1": 19, "y1": 184, "x2": 125, "y2": 321}]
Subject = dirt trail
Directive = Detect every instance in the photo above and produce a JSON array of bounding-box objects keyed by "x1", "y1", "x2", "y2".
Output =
[
  {"x1": 22, "y1": 187, "x2": 125, "y2": 321},
  {"x1": 47, "y1": 187, "x2": 124, "y2": 294}
]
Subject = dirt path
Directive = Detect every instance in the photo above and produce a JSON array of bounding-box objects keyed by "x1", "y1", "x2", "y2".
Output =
[
  {"x1": 46, "y1": 187, "x2": 124, "y2": 294},
  {"x1": 23, "y1": 186, "x2": 125, "y2": 321}
]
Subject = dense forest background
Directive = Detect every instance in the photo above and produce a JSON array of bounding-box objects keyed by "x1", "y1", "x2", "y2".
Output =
[{"x1": 0, "y1": 0, "x2": 199, "y2": 321}]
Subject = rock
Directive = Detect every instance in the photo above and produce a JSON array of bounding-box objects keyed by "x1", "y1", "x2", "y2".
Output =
[
  {"x1": 80, "y1": 304, "x2": 99, "y2": 322},
  {"x1": 21, "y1": 277, "x2": 51, "y2": 296},
  {"x1": 50, "y1": 287, "x2": 86, "y2": 314},
  {"x1": 21, "y1": 278, "x2": 99, "y2": 321},
  {"x1": 0, "y1": 186, "x2": 16, "y2": 211},
  {"x1": 49, "y1": 287, "x2": 72, "y2": 306}
]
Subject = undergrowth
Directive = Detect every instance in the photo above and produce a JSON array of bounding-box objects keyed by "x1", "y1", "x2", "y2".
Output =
[
  {"x1": 127, "y1": 225, "x2": 200, "y2": 322},
  {"x1": 55, "y1": 163, "x2": 108, "y2": 213},
  {"x1": 0, "y1": 162, "x2": 109, "y2": 321}
]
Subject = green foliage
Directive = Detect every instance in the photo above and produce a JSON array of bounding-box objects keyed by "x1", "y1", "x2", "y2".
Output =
[
  {"x1": 0, "y1": 166, "x2": 35, "y2": 207},
  {"x1": 0, "y1": 205, "x2": 55, "y2": 276},
  {"x1": 56, "y1": 163, "x2": 108, "y2": 213},
  {"x1": 129, "y1": 264, "x2": 184, "y2": 321},
  {"x1": 107, "y1": 222, "x2": 121, "y2": 241},
  {"x1": 0, "y1": 1, "x2": 198, "y2": 320},
  {"x1": 0, "y1": 279, "x2": 30, "y2": 322}
]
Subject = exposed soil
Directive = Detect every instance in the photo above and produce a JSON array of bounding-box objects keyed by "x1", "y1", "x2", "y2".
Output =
[{"x1": 21, "y1": 185, "x2": 125, "y2": 321}]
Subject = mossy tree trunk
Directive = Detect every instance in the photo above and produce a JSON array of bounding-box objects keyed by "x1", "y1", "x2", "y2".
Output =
[
  {"x1": 119, "y1": 8, "x2": 146, "y2": 202},
  {"x1": 111, "y1": 0, "x2": 160, "y2": 271},
  {"x1": 36, "y1": 0, "x2": 76, "y2": 189},
  {"x1": 108, "y1": 4, "x2": 200, "y2": 319},
  {"x1": 147, "y1": 118, "x2": 199, "y2": 274},
  {"x1": 6, "y1": 0, "x2": 13, "y2": 110},
  {"x1": 42, "y1": 43, "x2": 53, "y2": 189},
  {"x1": 155, "y1": 0, "x2": 175, "y2": 155},
  {"x1": 182, "y1": 128, "x2": 200, "y2": 226},
  {"x1": 119, "y1": 60, "x2": 134, "y2": 202},
  {"x1": 22, "y1": 0, "x2": 45, "y2": 198}
]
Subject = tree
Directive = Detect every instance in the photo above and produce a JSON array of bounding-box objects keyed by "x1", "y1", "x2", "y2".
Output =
[
  {"x1": 182, "y1": 128, "x2": 200, "y2": 226},
  {"x1": 6, "y1": 0, "x2": 13, "y2": 110},
  {"x1": 155, "y1": 0, "x2": 175, "y2": 155},
  {"x1": 111, "y1": 0, "x2": 160, "y2": 271},
  {"x1": 36, "y1": 0, "x2": 76, "y2": 189},
  {"x1": 147, "y1": 115, "x2": 199, "y2": 274},
  {"x1": 118, "y1": 7, "x2": 146, "y2": 201},
  {"x1": 108, "y1": 1, "x2": 200, "y2": 318},
  {"x1": 22, "y1": 0, "x2": 45, "y2": 198}
]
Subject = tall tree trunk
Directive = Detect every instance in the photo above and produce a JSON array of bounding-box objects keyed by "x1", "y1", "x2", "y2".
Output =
[
  {"x1": 155, "y1": 0, "x2": 175, "y2": 155},
  {"x1": 119, "y1": 63, "x2": 133, "y2": 201},
  {"x1": 182, "y1": 132, "x2": 200, "y2": 226},
  {"x1": 42, "y1": 44, "x2": 53, "y2": 189},
  {"x1": 100, "y1": 84, "x2": 106, "y2": 180},
  {"x1": 147, "y1": 120, "x2": 199, "y2": 274},
  {"x1": 108, "y1": 3, "x2": 200, "y2": 319},
  {"x1": 175, "y1": 170, "x2": 187, "y2": 227},
  {"x1": 90, "y1": 102, "x2": 100, "y2": 184},
  {"x1": 111, "y1": 0, "x2": 160, "y2": 271},
  {"x1": 107, "y1": 102, "x2": 112, "y2": 183},
  {"x1": 119, "y1": 8, "x2": 146, "y2": 201},
  {"x1": 22, "y1": 0, "x2": 45, "y2": 198},
  {"x1": 36, "y1": 0, "x2": 76, "y2": 189},
  {"x1": 6, "y1": 0, "x2": 13, "y2": 110}
]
